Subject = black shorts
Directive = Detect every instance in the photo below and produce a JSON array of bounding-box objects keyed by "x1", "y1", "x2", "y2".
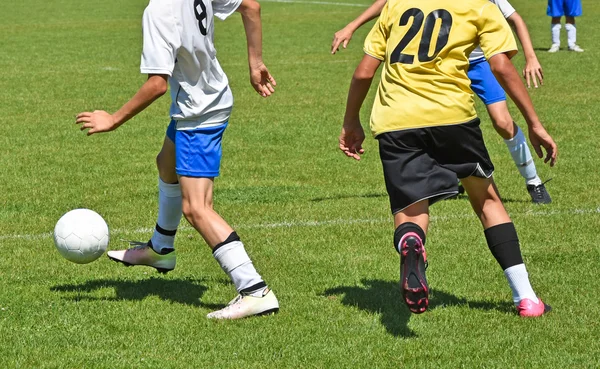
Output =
[{"x1": 377, "y1": 118, "x2": 494, "y2": 214}]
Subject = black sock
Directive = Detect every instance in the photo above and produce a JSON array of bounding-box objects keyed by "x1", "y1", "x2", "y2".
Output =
[
  {"x1": 212, "y1": 232, "x2": 241, "y2": 253},
  {"x1": 393, "y1": 222, "x2": 426, "y2": 254},
  {"x1": 484, "y1": 222, "x2": 524, "y2": 270}
]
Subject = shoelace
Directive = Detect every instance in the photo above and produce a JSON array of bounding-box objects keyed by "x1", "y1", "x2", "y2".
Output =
[
  {"x1": 532, "y1": 178, "x2": 553, "y2": 198},
  {"x1": 121, "y1": 239, "x2": 150, "y2": 249},
  {"x1": 227, "y1": 295, "x2": 243, "y2": 307}
]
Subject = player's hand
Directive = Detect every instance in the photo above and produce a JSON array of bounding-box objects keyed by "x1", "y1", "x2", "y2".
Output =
[
  {"x1": 339, "y1": 119, "x2": 365, "y2": 160},
  {"x1": 331, "y1": 26, "x2": 354, "y2": 54},
  {"x1": 528, "y1": 124, "x2": 557, "y2": 167},
  {"x1": 75, "y1": 110, "x2": 117, "y2": 136},
  {"x1": 249, "y1": 62, "x2": 276, "y2": 98},
  {"x1": 523, "y1": 59, "x2": 544, "y2": 88}
]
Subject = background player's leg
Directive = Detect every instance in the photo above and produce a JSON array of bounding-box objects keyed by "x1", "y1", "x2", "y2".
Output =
[
  {"x1": 394, "y1": 200, "x2": 429, "y2": 314},
  {"x1": 487, "y1": 102, "x2": 541, "y2": 184},
  {"x1": 486, "y1": 101, "x2": 550, "y2": 204},
  {"x1": 461, "y1": 176, "x2": 550, "y2": 316},
  {"x1": 549, "y1": 17, "x2": 561, "y2": 52},
  {"x1": 565, "y1": 16, "x2": 583, "y2": 51}
]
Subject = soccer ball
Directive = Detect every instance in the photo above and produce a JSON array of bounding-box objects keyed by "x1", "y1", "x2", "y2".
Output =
[{"x1": 53, "y1": 209, "x2": 109, "y2": 264}]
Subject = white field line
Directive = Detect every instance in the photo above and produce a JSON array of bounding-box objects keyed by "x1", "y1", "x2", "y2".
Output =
[
  {"x1": 1, "y1": 207, "x2": 599, "y2": 242},
  {"x1": 260, "y1": 0, "x2": 369, "y2": 7}
]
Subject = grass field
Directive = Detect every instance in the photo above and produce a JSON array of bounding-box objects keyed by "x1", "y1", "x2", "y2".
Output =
[{"x1": 1, "y1": 0, "x2": 599, "y2": 367}]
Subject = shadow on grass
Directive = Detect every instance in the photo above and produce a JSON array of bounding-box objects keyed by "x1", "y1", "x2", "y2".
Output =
[
  {"x1": 324, "y1": 279, "x2": 514, "y2": 338},
  {"x1": 310, "y1": 192, "x2": 387, "y2": 202},
  {"x1": 51, "y1": 277, "x2": 224, "y2": 309}
]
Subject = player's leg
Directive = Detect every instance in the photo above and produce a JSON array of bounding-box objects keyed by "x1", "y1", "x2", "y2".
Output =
[
  {"x1": 565, "y1": 0, "x2": 583, "y2": 52},
  {"x1": 431, "y1": 118, "x2": 549, "y2": 316},
  {"x1": 461, "y1": 176, "x2": 551, "y2": 317},
  {"x1": 378, "y1": 129, "x2": 458, "y2": 314},
  {"x1": 486, "y1": 102, "x2": 551, "y2": 203},
  {"x1": 178, "y1": 176, "x2": 278, "y2": 319},
  {"x1": 394, "y1": 201, "x2": 430, "y2": 314},
  {"x1": 469, "y1": 60, "x2": 551, "y2": 204},
  {"x1": 549, "y1": 17, "x2": 562, "y2": 52},
  {"x1": 151, "y1": 129, "x2": 183, "y2": 252},
  {"x1": 547, "y1": 0, "x2": 562, "y2": 52},
  {"x1": 107, "y1": 121, "x2": 181, "y2": 273},
  {"x1": 175, "y1": 123, "x2": 277, "y2": 319}
]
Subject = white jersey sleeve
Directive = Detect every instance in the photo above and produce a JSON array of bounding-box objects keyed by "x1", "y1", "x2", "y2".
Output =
[
  {"x1": 493, "y1": 0, "x2": 516, "y2": 19},
  {"x1": 212, "y1": 0, "x2": 242, "y2": 20},
  {"x1": 469, "y1": 0, "x2": 517, "y2": 62},
  {"x1": 140, "y1": 0, "x2": 181, "y2": 76}
]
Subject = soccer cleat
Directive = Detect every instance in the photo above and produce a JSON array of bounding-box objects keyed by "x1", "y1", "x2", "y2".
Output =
[
  {"x1": 548, "y1": 44, "x2": 560, "y2": 53},
  {"x1": 206, "y1": 288, "x2": 279, "y2": 320},
  {"x1": 399, "y1": 233, "x2": 429, "y2": 314},
  {"x1": 107, "y1": 241, "x2": 176, "y2": 273},
  {"x1": 517, "y1": 298, "x2": 552, "y2": 317},
  {"x1": 527, "y1": 181, "x2": 552, "y2": 204},
  {"x1": 568, "y1": 44, "x2": 584, "y2": 52}
]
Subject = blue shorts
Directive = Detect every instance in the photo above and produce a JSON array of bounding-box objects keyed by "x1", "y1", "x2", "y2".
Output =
[
  {"x1": 166, "y1": 120, "x2": 228, "y2": 178},
  {"x1": 547, "y1": 0, "x2": 582, "y2": 17},
  {"x1": 468, "y1": 58, "x2": 506, "y2": 106}
]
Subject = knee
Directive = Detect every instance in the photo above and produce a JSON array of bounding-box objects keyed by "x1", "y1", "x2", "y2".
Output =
[
  {"x1": 181, "y1": 198, "x2": 213, "y2": 222},
  {"x1": 156, "y1": 153, "x2": 177, "y2": 183},
  {"x1": 491, "y1": 117, "x2": 515, "y2": 139}
]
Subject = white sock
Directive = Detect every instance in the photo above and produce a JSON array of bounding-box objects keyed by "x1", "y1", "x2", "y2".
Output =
[
  {"x1": 551, "y1": 23, "x2": 561, "y2": 46},
  {"x1": 213, "y1": 240, "x2": 266, "y2": 297},
  {"x1": 504, "y1": 126, "x2": 541, "y2": 186},
  {"x1": 150, "y1": 178, "x2": 182, "y2": 252},
  {"x1": 504, "y1": 264, "x2": 539, "y2": 305},
  {"x1": 565, "y1": 23, "x2": 577, "y2": 47}
]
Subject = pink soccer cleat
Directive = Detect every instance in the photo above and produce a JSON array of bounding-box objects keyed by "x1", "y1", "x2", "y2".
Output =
[
  {"x1": 399, "y1": 233, "x2": 429, "y2": 314},
  {"x1": 517, "y1": 298, "x2": 552, "y2": 317}
]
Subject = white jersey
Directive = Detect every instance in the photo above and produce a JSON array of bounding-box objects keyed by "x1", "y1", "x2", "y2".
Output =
[
  {"x1": 140, "y1": 0, "x2": 242, "y2": 129},
  {"x1": 469, "y1": 0, "x2": 516, "y2": 62}
]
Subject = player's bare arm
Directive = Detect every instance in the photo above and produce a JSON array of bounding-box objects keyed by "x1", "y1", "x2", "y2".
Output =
[
  {"x1": 76, "y1": 74, "x2": 168, "y2": 135},
  {"x1": 331, "y1": 0, "x2": 386, "y2": 54},
  {"x1": 488, "y1": 53, "x2": 557, "y2": 166},
  {"x1": 237, "y1": 0, "x2": 276, "y2": 97},
  {"x1": 340, "y1": 55, "x2": 381, "y2": 160},
  {"x1": 506, "y1": 12, "x2": 543, "y2": 88}
]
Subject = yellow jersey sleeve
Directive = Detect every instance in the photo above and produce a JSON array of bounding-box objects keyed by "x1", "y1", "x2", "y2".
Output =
[
  {"x1": 478, "y1": 3, "x2": 518, "y2": 60},
  {"x1": 363, "y1": 3, "x2": 390, "y2": 61}
]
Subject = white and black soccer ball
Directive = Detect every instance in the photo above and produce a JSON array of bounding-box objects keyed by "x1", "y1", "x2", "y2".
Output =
[{"x1": 53, "y1": 209, "x2": 109, "y2": 264}]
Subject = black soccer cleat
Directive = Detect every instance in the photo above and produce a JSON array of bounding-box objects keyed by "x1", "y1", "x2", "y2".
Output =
[
  {"x1": 527, "y1": 180, "x2": 552, "y2": 204},
  {"x1": 399, "y1": 234, "x2": 429, "y2": 314}
]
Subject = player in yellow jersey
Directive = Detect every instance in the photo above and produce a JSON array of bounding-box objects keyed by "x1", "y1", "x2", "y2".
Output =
[
  {"x1": 333, "y1": 0, "x2": 553, "y2": 204},
  {"x1": 339, "y1": 0, "x2": 557, "y2": 317}
]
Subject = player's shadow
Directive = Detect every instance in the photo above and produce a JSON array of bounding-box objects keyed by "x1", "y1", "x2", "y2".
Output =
[
  {"x1": 323, "y1": 279, "x2": 513, "y2": 337},
  {"x1": 311, "y1": 192, "x2": 387, "y2": 202},
  {"x1": 51, "y1": 277, "x2": 223, "y2": 309}
]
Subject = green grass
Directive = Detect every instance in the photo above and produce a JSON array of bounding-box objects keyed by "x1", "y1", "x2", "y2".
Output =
[{"x1": 1, "y1": 0, "x2": 599, "y2": 367}]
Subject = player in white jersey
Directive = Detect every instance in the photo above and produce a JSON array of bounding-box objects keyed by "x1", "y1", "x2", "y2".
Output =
[
  {"x1": 331, "y1": 0, "x2": 552, "y2": 204},
  {"x1": 76, "y1": 0, "x2": 279, "y2": 320}
]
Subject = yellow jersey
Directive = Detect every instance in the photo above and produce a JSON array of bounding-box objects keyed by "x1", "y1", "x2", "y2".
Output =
[{"x1": 364, "y1": 0, "x2": 517, "y2": 136}]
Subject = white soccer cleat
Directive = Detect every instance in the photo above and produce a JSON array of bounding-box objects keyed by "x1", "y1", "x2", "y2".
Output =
[
  {"x1": 206, "y1": 288, "x2": 279, "y2": 320},
  {"x1": 568, "y1": 44, "x2": 584, "y2": 52},
  {"x1": 107, "y1": 241, "x2": 176, "y2": 274},
  {"x1": 547, "y1": 44, "x2": 560, "y2": 53}
]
